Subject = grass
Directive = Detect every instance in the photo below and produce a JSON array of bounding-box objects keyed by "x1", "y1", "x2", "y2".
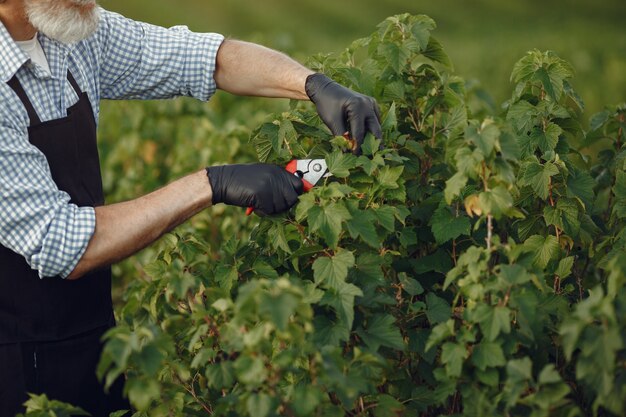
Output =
[{"x1": 100, "y1": 0, "x2": 625, "y2": 116}]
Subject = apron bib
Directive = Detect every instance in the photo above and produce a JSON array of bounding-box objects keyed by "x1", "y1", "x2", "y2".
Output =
[{"x1": 0, "y1": 72, "x2": 128, "y2": 416}]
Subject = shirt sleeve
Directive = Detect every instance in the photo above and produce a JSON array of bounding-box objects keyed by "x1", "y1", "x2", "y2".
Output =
[
  {"x1": 0, "y1": 106, "x2": 95, "y2": 279},
  {"x1": 96, "y1": 9, "x2": 225, "y2": 101}
]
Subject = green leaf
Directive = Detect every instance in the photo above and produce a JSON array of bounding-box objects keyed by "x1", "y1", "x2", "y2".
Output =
[
  {"x1": 399, "y1": 272, "x2": 424, "y2": 296},
  {"x1": 308, "y1": 202, "x2": 352, "y2": 248},
  {"x1": 251, "y1": 123, "x2": 280, "y2": 162},
  {"x1": 507, "y1": 357, "x2": 533, "y2": 383},
  {"x1": 444, "y1": 172, "x2": 468, "y2": 204},
  {"x1": 320, "y1": 281, "x2": 363, "y2": 330},
  {"x1": 589, "y1": 109, "x2": 611, "y2": 131},
  {"x1": 426, "y1": 293, "x2": 451, "y2": 325},
  {"x1": 409, "y1": 16, "x2": 435, "y2": 50},
  {"x1": 471, "y1": 342, "x2": 506, "y2": 370},
  {"x1": 543, "y1": 199, "x2": 580, "y2": 236},
  {"x1": 383, "y1": 80, "x2": 406, "y2": 101},
  {"x1": 423, "y1": 36, "x2": 452, "y2": 68},
  {"x1": 529, "y1": 123, "x2": 562, "y2": 153},
  {"x1": 346, "y1": 208, "x2": 381, "y2": 248},
  {"x1": 524, "y1": 234, "x2": 559, "y2": 269},
  {"x1": 292, "y1": 386, "x2": 323, "y2": 417},
  {"x1": 21, "y1": 393, "x2": 91, "y2": 416},
  {"x1": 259, "y1": 292, "x2": 300, "y2": 331},
  {"x1": 205, "y1": 362, "x2": 234, "y2": 389},
  {"x1": 522, "y1": 161, "x2": 559, "y2": 200},
  {"x1": 613, "y1": 170, "x2": 626, "y2": 219},
  {"x1": 214, "y1": 264, "x2": 238, "y2": 291},
  {"x1": 441, "y1": 342, "x2": 468, "y2": 377},
  {"x1": 378, "y1": 41, "x2": 409, "y2": 73},
  {"x1": 474, "y1": 304, "x2": 511, "y2": 342},
  {"x1": 135, "y1": 343, "x2": 165, "y2": 377},
  {"x1": 455, "y1": 147, "x2": 483, "y2": 178},
  {"x1": 378, "y1": 165, "x2": 404, "y2": 188},
  {"x1": 381, "y1": 102, "x2": 397, "y2": 132},
  {"x1": 247, "y1": 393, "x2": 272, "y2": 417},
  {"x1": 373, "y1": 394, "x2": 406, "y2": 417},
  {"x1": 476, "y1": 368, "x2": 500, "y2": 387},
  {"x1": 326, "y1": 151, "x2": 357, "y2": 178},
  {"x1": 507, "y1": 100, "x2": 537, "y2": 133},
  {"x1": 234, "y1": 356, "x2": 268, "y2": 387},
  {"x1": 478, "y1": 185, "x2": 513, "y2": 219},
  {"x1": 534, "y1": 67, "x2": 558, "y2": 101},
  {"x1": 356, "y1": 253, "x2": 386, "y2": 283},
  {"x1": 358, "y1": 314, "x2": 405, "y2": 351},
  {"x1": 374, "y1": 205, "x2": 397, "y2": 231},
  {"x1": 498, "y1": 264, "x2": 533, "y2": 285},
  {"x1": 278, "y1": 119, "x2": 297, "y2": 146},
  {"x1": 555, "y1": 256, "x2": 575, "y2": 279},
  {"x1": 429, "y1": 206, "x2": 470, "y2": 244},
  {"x1": 126, "y1": 378, "x2": 160, "y2": 410},
  {"x1": 312, "y1": 249, "x2": 356, "y2": 289},
  {"x1": 313, "y1": 315, "x2": 350, "y2": 346},
  {"x1": 361, "y1": 134, "x2": 382, "y2": 156},
  {"x1": 538, "y1": 364, "x2": 563, "y2": 385},
  {"x1": 252, "y1": 259, "x2": 279, "y2": 279},
  {"x1": 413, "y1": 249, "x2": 453, "y2": 274},
  {"x1": 466, "y1": 121, "x2": 500, "y2": 156},
  {"x1": 566, "y1": 169, "x2": 595, "y2": 209}
]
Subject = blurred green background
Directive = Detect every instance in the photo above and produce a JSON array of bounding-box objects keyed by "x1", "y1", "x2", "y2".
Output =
[{"x1": 100, "y1": 0, "x2": 626, "y2": 116}]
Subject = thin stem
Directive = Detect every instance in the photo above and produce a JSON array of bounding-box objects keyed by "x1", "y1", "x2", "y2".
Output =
[
  {"x1": 175, "y1": 373, "x2": 213, "y2": 415},
  {"x1": 486, "y1": 214, "x2": 493, "y2": 252},
  {"x1": 452, "y1": 238, "x2": 457, "y2": 266},
  {"x1": 553, "y1": 274, "x2": 561, "y2": 293},
  {"x1": 408, "y1": 109, "x2": 421, "y2": 134},
  {"x1": 481, "y1": 162, "x2": 489, "y2": 191}
]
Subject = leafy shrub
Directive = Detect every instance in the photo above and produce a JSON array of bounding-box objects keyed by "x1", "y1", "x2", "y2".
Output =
[{"x1": 23, "y1": 13, "x2": 626, "y2": 417}]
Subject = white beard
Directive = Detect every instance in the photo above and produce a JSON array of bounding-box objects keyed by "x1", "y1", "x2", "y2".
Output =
[{"x1": 24, "y1": 0, "x2": 100, "y2": 44}]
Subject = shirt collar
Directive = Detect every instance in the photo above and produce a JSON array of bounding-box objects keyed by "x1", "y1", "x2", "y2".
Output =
[
  {"x1": 0, "y1": 19, "x2": 30, "y2": 83},
  {"x1": 0, "y1": 20, "x2": 73, "y2": 83},
  {"x1": 38, "y1": 33, "x2": 72, "y2": 80}
]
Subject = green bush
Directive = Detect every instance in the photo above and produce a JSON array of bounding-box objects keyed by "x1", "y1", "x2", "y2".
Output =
[{"x1": 22, "y1": 13, "x2": 625, "y2": 417}]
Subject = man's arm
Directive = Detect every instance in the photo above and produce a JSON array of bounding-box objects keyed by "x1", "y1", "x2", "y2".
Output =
[
  {"x1": 66, "y1": 170, "x2": 211, "y2": 280},
  {"x1": 67, "y1": 164, "x2": 303, "y2": 280},
  {"x1": 213, "y1": 39, "x2": 382, "y2": 154},
  {"x1": 213, "y1": 39, "x2": 313, "y2": 99}
]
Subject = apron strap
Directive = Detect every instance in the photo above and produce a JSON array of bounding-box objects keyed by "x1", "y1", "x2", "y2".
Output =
[
  {"x1": 7, "y1": 75, "x2": 41, "y2": 125},
  {"x1": 66, "y1": 71, "x2": 83, "y2": 96},
  {"x1": 7, "y1": 71, "x2": 83, "y2": 127}
]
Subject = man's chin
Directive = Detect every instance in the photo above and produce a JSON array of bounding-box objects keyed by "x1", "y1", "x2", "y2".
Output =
[{"x1": 25, "y1": 0, "x2": 101, "y2": 44}]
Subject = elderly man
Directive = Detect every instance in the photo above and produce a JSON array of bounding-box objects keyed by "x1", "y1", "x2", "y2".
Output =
[{"x1": 0, "y1": 0, "x2": 381, "y2": 415}]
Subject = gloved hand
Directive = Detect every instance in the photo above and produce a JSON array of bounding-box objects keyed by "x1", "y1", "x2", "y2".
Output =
[
  {"x1": 305, "y1": 73, "x2": 382, "y2": 155},
  {"x1": 206, "y1": 164, "x2": 304, "y2": 216}
]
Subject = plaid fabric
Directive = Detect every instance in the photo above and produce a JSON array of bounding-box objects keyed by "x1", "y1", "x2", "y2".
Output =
[{"x1": 0, "y1": 9, "x2": 224, "y2": 278}]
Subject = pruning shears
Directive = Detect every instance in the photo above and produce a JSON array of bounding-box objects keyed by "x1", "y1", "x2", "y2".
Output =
[{"x1": 246, "y1": 158, "x2": 331, "y2": 215}]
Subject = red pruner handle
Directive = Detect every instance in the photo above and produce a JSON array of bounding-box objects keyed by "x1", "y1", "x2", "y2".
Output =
[{"x1": 245, "y1": 160, "x2": 312, "y2": 216}]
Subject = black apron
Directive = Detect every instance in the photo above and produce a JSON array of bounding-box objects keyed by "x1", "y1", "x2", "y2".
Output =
[{"x1": 0, "y1": 72, "x2": 128, "y2": 416}]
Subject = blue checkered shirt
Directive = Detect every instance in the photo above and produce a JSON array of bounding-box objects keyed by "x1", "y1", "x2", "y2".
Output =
[{"x1": 0, "y1": 9, "x2": 224, "y2": 278}]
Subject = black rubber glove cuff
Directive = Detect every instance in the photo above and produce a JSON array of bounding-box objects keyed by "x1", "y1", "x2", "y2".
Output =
[
  {"x1": 305, "y1": 73, "x2": 334, "y2": 102},
  {"x1": 206, "y1": 166, "x2": 223, "y2": 205}
]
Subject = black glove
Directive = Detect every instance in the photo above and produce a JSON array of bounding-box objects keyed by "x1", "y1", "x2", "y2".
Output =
[
  {"x1": 305, "y1": 73, "x2": 382, "y2": 155},
  {"x1": 206, "y1": 164, "x2": 304, "y2": 216}
]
